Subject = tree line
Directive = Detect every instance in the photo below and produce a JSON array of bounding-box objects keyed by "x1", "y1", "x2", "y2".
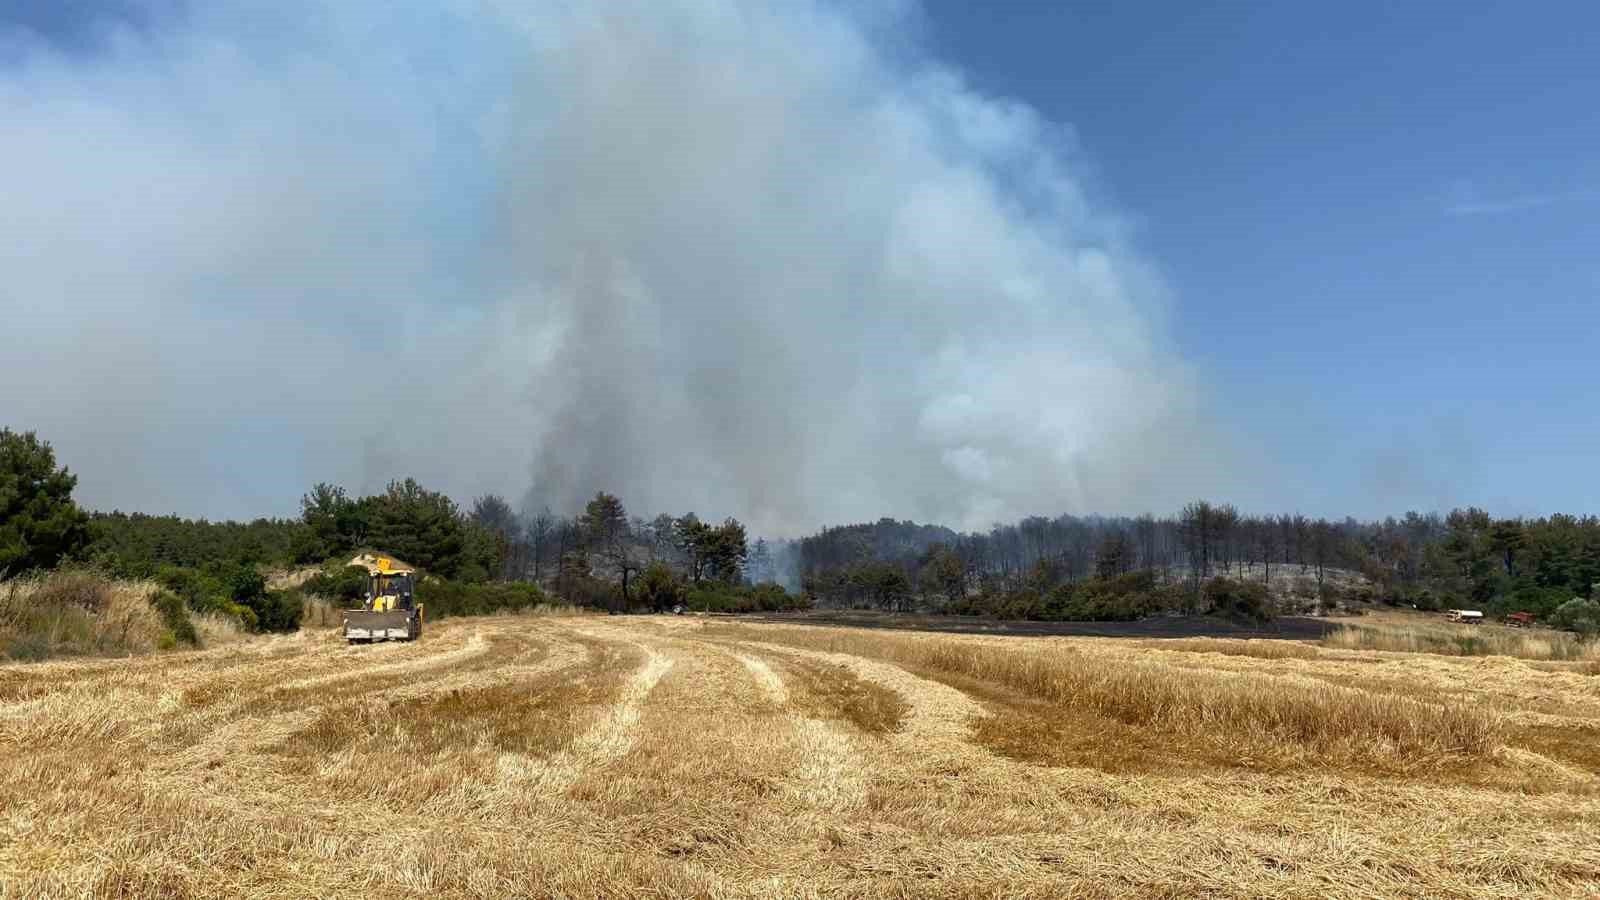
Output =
[
  {"x1": 88, "y1": 479, "x2": 807, "y2": 616},
  {"x1": 6, "y1": 427, "x2": 1599, "y2": 630},
  {"x1": 795, "y1": 502, "x2": 1600, "y2": 622},
  {"x1": 468, "y1": 491, "x2": 801, "y2": 614}
]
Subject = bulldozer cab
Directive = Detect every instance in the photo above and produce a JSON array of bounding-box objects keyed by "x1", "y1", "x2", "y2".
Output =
[
  {"x1": 345, "y1": 552, "x2": 424, "y2": 643},
  {"x1": 367, "y1": 572, "x2": 415, "y2": 611},
  {"x1": 348, "y1": 553, "x2": 418, "y2": 612}
]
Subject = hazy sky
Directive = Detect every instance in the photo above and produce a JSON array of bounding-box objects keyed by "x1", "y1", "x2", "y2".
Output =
[{"x1": 2, "y1": 2, "x2": 1595, "y2": 531}]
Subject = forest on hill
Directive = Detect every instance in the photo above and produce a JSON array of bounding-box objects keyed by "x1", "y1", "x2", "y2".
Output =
[
  {"x1": 797, "y1": 504, "x2": 1600, "y2": 624},
  {"x1": 6, "y1": 427, "x2": 1600, "y2": 645}
]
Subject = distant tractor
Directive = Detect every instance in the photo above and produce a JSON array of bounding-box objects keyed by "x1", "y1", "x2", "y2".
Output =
[
  {"x1": 1505, "y1": 611, "x2": 1536, "y2": 628},
  {"x1": 1446, "y1": 609, "x2": 1484, "y2": 625},
  {"x1": 342, "y1": 553, "x2": 424, "y2": 644}
]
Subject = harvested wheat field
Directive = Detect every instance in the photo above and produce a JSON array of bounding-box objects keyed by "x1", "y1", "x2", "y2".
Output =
[{"x1": 3, "y1": 616, "x2": 1599, "y2": 898}]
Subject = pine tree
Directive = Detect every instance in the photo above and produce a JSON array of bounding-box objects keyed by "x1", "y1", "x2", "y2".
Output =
[{"x1": 0, "y1": 429, "x2": 90, "y2": 576}]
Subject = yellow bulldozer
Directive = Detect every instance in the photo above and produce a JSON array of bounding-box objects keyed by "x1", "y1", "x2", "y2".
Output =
[{"x1": 342, "y1": 553, "x2": 424, "y2": 644}]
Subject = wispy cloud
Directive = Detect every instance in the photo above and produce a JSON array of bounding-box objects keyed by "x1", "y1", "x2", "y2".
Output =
[
  {"x1": 1443, "y1": 179, "x2": 1567, "y2": 217},
  {"x1": 1445, "y1": 194, "x2": 1559, "y2": 216}
]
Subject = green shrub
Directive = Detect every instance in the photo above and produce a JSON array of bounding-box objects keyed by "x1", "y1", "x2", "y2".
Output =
[
  {"x1": 1490, "y1": 585, "x2": 1571, "y2": 620},
  {"x1": 683, "y1": 581, "x2": 808, "y2": 613},
  {"x1": 638, "y1": 562, "x2": 683, "y2": 612},
  {"x1": 949, "y1": 570, "x2": 1170, "y2": 622},
  {"x1": 685, "y1": 583, "x2": 740, "y2": 613},
  {"x1": 155, "y1": 566, "x2": 227, "y2": 616},
  {"x1": 247, "y1": 591, "x2": 303, "y2": 633},
  {"x1": 417, "y1": 579, "x2": 550, "y2": 619},
  {"x1": 1550, "y1": 598, "x2": 1600, "y2": 636},
  {"x1": 551, "y1": 572, "x2": 619, "y2": 611},
  {"x1": 229, "y1": 602, "x2": 259, "y2": 632},
  {"x1": 748, "y1": 582, "x2": 803, "y2": 611},
  {"x1": 1055, "y1": 571, "x2": 1170, "y2": 621},
  {"x1": 301, "y1": 566, "x2": 367, "y2": 603},
  {"x1": 152, "y1": 589, "x2": 198, "y2": 646},
  {"x1": 1203, "y1": 577, "x2": 1273, "y2": 623},
  {"x1": 5, "y1": 633, "x2": 52, "y2": 662},
  {"x1": 1393, "y1": 586, "x2": 1442, "y2": 611},
  {"x1": 151, "y1": 561, "x2": 296, "y2": 633},
  {"x1": 221, "y1": 563, "x2": 267, "y2": 605}
]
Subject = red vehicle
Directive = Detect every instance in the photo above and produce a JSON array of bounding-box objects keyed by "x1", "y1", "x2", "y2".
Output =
[{"x1": 1505, "y1": 611, "x2": 1535, "y2": 628}]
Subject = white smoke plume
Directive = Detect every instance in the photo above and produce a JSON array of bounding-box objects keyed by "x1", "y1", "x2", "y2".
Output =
[{"x1": 0, "y1": 1, "x2": 1233, "y2": 534}]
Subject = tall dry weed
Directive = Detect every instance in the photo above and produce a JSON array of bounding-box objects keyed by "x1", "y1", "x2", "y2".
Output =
[
  {"x1": 192, "y1": 612, "x2": 248, "y2": 648},
  {"x1": 300, "y1": 595, "x2": 343, "y2": 629},
  {"x1": 1327, "y1": 621, "x2": 1600, "y2": 661},
  {"x1": 1156, "y1": 638, "x2": 1320, "y2": 660},
  {"x1": 1, "y1": 573, "x2": 166, "y2": 659}
]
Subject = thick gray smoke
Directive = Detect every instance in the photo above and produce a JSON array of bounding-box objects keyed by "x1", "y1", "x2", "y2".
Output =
[{"x1": 0, "y1": 2, "x2": 1233, "y2": 533}]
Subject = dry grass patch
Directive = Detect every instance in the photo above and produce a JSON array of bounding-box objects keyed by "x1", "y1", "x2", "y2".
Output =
[
  {"x1": 1153, "y1": 637, "x2": 1320, "y2": 660},
  {"x1": 192, "y1": 611, "x2": 248, "y2": 647},
  {"x1": 1514, "y1": 725, "x2": 1600, "y2": 776},
  {"x1": 229, "y1": 629, "x2": 521, "y2": 716},
  {"x1": 1326, "y1": 618, "x2": 1600, "y2": 661},
  {"x1": 778, "y1": 655, "x2": 908, "y2": 735},
  {"x1": 965, "y1": 686, "x2": 1200, "y2": 775},
  {"x1": 299, "y1": 595, "x2": 344, "y2": 628},
  {"x1": 283, "y1": 675, "x2": 615, "y2": 759},
  {"x1": 1, "y1": 572, "x2": 167, "y2": 661},
  {"x1": 6, "y1": 615, "x2": 1600, "y2": 898},
  {"x1": 718, "y1": 625, "x2": 1502, "y2": 762},
  {"x1": 278, "y1": 634, "x2": 621, "y2": 759}
]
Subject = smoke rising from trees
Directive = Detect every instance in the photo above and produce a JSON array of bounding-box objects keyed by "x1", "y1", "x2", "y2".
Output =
[{"x1": 0, "y1": 1, "x2": 1236, "y2": 533}]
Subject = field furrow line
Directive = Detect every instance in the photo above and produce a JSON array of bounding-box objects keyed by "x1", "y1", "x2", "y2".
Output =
[
  {"x1": 158, "y1": 707, "x2": 324, "y2": 773},
  {"x1": 785, "y1": 714, "x2": 867, "y2": 812},
  {"x1": 278, "y1": 628, "x2": 490, "y2": 691},
  {"x1": 495, "y1": 639, "x2": 673, "y2": 795},
  {"x1": 743, "y1": 640, "x2": 985, "y2": 744},
  {"x1": 711, "y1": 641, "x2": 869, "y2": 812},
  {"x1": 734, "y1": 652, "x2": 788, "y2": 704},
  {"x1": 377, "y1": 629, "x2": 588, "y2": 703}
]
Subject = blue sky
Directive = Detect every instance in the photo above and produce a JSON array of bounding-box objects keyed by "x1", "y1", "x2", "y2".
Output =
[
  {"x1": 921, "y1": 2, "x2": 1600, "y2": 516},
  {"x1": 1, "y1": 1, "x2": 1595, "y2": 525}
]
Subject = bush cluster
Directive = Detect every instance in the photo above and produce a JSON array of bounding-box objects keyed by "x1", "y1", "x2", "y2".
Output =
[
  {"x1": 637, "y1": 562, "x2": 682, "y2": 612},
  {"x1": 151, "y1": 589, "x2": 199, "y2": 646},
  {"x1": 684, "y1": 581, "x2": 808, "y2": 613},
  {"x1": 300, "y1": 566, "x2": 367, "y2": 603},
  {"x1": 416, "y1": 579, "x2": 551, "y2": 619},
  {"x1": 1550, "y1": 598, "x2": 1600, "y2": 636},
  {"x1": 154, "y1": 562, "x2": 300, "y2": 633},
  {"x1": 551, "y1": 570, "x2": 620, "y2": 610},
  {"x1": 1201, "y1": 576, "x2": 1273, "y2": 623},
  {"x1": 942, "y1": 572, "x2": 1270, "y2": 623},
  {"x1": 947, "y1": 570, "x2": 1174, "y2": 621}
]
